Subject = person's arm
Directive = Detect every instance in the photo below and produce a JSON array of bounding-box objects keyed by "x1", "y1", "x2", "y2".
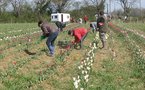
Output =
[
  {"x1": 41, "y1": 27, "x2": 49, "y2": 36},
  {"x1": 74, "y1": 34, "x2": 81, "y2": 43}
]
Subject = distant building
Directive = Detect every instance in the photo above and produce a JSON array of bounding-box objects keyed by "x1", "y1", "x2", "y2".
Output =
[{"x1": 51, "y1": 13, "x2": 70, "y2": 23}]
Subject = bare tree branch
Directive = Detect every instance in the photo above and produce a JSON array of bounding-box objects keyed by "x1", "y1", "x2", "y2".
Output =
[{"x1": 116, "y1": 0, "x2": 138, "y2": 16}]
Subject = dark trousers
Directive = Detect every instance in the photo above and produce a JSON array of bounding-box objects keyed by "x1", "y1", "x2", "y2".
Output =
[{"x1": 46, "y1": 31, "x2": 58, "y2": 55}]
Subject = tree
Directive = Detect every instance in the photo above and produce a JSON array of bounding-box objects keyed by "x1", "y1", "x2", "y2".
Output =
[
  {"x1": 72, "y1": 1, "x2": 81, "y2": 10},
  {"x1": 34, "y1": 0, "x2": 51, "y2": 14},
  {"x1": 83, "y1": 0, "x2": 106, "y2": 15},
  {"x1": 49, "y1": 0, "x2": 71, "y2": 13},
  {"x1": 0, "y1": 0, "x2": 10, "y2": 13},
  {"x1": 31, "y1": 0, "x2": 51, "y2": 20},
  {"x1": 116, "y1": 0, "x2": 138, "y2": 16},
  {"x1": 9, "y1": 0, "x2": 27, "y2": 18}
]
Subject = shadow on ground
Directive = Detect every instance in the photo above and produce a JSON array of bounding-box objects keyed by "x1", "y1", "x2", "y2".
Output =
[{"x1": 24, "y1": 49, "x2": 36, "y2": 55}]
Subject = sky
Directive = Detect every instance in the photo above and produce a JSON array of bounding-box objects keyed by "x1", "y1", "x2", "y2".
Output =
[
  {"x1": 75, "y1": 0, "x2": 145, "y2": 12},
  {"x1": 105, "y1": 0, "x2": 145, "y2": 13}
]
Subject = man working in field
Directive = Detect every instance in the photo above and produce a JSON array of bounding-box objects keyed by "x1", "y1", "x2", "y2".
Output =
[
  {"x1": 90, "y1": 22, "x2": 97, "y2": 33},
  {"x1": 55, "y1": 21, "x2": 66, "y2": 31},
  {"x1": 38, "y1": 20, "x2": 59, "y2": 56},
  {"x1": 68, "y1": 27, "x2": 88, "y2": 49},
  {"x1": 97, "y1": 11, "x2": 107, "y2": 49},
  {"x1": 83, "y1": 15, "x2": 88, "y2": 24}
]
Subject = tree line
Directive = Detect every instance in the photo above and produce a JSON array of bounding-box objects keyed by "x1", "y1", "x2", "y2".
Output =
[{"x1": 0, "y1": 0, "x2": 144, "y2": 23}]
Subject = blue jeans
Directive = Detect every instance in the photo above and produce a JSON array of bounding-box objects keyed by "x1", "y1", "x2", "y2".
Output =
[
  {"x1": 46, "y1": 31, "x2": 58, "y2": 55},
  {"x1": 91, "y1": 22, "x2": 97, "y2": 33}
]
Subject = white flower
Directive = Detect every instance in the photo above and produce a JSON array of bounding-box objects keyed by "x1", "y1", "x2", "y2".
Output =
[
  {"x1": 89, "y1": 43, "x2": 92, "y2": 47},
  {"x1": 86, "y1": 57, "x2": 89, "y2": 61},
  {"x1": 84, "y1": 74, "x2": 89, "y2": 80},
  {"x1": 87, "y1": 67, "x2": 91, "y2": 70},
  {"x1": 74, "y1": 81, "x2": 79, "y2": 89},
  {"x1": 106, "y1": 34, "x2": 109, "y2": 39},
  {"x1": 77, "y1": 79, "x2": 80, "y2": 83},
  {"x1": 88, "y1": 62, "x2": 91, "y2": 66},
  {"x1": 86, "y1": 59, "x2": 89, "y2": 62},
  {"x1": 77, "y1": 75, "x2": 80, "y2": 79},
  {"x1": 90, "y1": 57, "x2": 93, "y2": 60},
  {"x1": 94, "y1": 45, "x2": 97, "y2": 49},
  {"x1": 82, "y1": 70, "x2": 85, "y2": 74},
  {"x1": 80, "y1": 88, "x2": 84, "y2": 90},
  {"x1": 93, "y1": 43, "x2": 96, "y2": 47},
  {"x1": 90, "y1": 59, "x2": 93, "y2": 63},
  {"x1": 80, "y1": 65, "x2": 83, "y2": 69},
  {"x1": 73, "y1": 77, "x2": 80, "y2": 89},
  {"x1": 83, "y1": 60, "x2": 86, "y2": 64},
  {"x1": 78, "y1": 66, "x2": 81, "y2": 70},
  {"x1": 81, "y1": 61, "x2": 84, "y2": 64},
  {"x1": 85, "y1": 70, "x2": 88, "y2": 74},
  {"x1": 90, "y1": 63, "x2": 93, "y2": 66},
  {"x1": 73, "y1": 77, "x2": 76, "y2": 81},
  {"x1": 28, "y1": 39, "x2": 31, "y2": 42},
  {"x1": 85, "y1": 78, "x2": 89, "y2": 82},
  {"x1": 92, "y1": 53, "x2": 94, "y2": 57}
]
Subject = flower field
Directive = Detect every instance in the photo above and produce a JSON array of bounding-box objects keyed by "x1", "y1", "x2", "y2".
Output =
[{"x1": 0, "y1": 21, "x2": 145, "y2": 90}]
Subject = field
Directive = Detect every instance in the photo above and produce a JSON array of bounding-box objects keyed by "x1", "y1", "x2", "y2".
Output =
[{"x1": 0, "y1": 21, "x2": 145, "y2": 90}]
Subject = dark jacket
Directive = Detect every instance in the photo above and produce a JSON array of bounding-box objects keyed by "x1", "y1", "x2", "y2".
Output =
[
  {"x1": 97, "y1": 16, "x2": 107, "y2": 33},
  {"x1": 55, "y1": 21, "x2": 66, "y2": 31},
  {"x1": 40, "y1": 22, "x2": 58, "y2": 37}
]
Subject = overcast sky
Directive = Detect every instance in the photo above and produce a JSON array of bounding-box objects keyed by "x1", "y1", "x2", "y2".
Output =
[
  {"x1": 105, "y1": 0, "x2": 145, "y2": 12},
  {"x1": 75, "y1": 0, "x2": 145, "y2": 12}
]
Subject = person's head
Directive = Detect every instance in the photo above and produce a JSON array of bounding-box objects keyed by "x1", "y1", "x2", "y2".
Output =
[
  {"x1": 99, "y1": 11, "x2": 104, "y2": 16},
  {"x1": 90, "y1": 23, "x2": 93, "y2": 28},
  {"x1": 68, "y1": 30, "x2": 73, "y2": 36},
  {"x1": 38, "y1": 20, "x2": 43, "y2": 27}
]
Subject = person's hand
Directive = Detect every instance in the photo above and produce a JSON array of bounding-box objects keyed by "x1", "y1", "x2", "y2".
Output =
[
  {"x1": 71, "y1": 41, "x2": 76, "y2": 45},
  {"x1": 65, "y1": 45, "x2": 71, "y2": 50},
  {"x1": 71, "y1": 41, "x2": 74, "y2": 44}
]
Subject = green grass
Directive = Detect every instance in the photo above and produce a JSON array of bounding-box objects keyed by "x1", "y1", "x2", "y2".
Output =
[
  {"x1": 110, "y1": 24, "x2": 145, "y2": 89},
  {"x1": 0, "y1": 22, "x2": 145, "y2": 90},
  {"x1": 0, "y1": 55, "x2": 4, "y2": 60},
  {"x1": 113, "y1": 20, "x2": 145, "y2": 33}
]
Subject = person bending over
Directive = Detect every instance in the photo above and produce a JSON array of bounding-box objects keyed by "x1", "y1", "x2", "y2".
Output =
[
  {"x1": 38, "y1": 20, "x2": 59, "y2": 56},
  {"x1": 68, "y1": 27, "x2": 88, "y2": 49}
]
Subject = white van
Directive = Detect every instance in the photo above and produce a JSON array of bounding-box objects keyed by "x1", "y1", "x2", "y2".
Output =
[{"x1": 51, "y1": 13, "x2": 70, "y2": 23}]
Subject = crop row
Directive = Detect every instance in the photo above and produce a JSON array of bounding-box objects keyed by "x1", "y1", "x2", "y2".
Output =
[
  {"x1": 0, "y1": 30, "x2": 40, "y2": 41},
  {"x1": 108, "y1": 22, "x2": 145, "y2": 83},
  {"x1": 72, "y1": 31, "x2": 100, "y2": 89}
]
